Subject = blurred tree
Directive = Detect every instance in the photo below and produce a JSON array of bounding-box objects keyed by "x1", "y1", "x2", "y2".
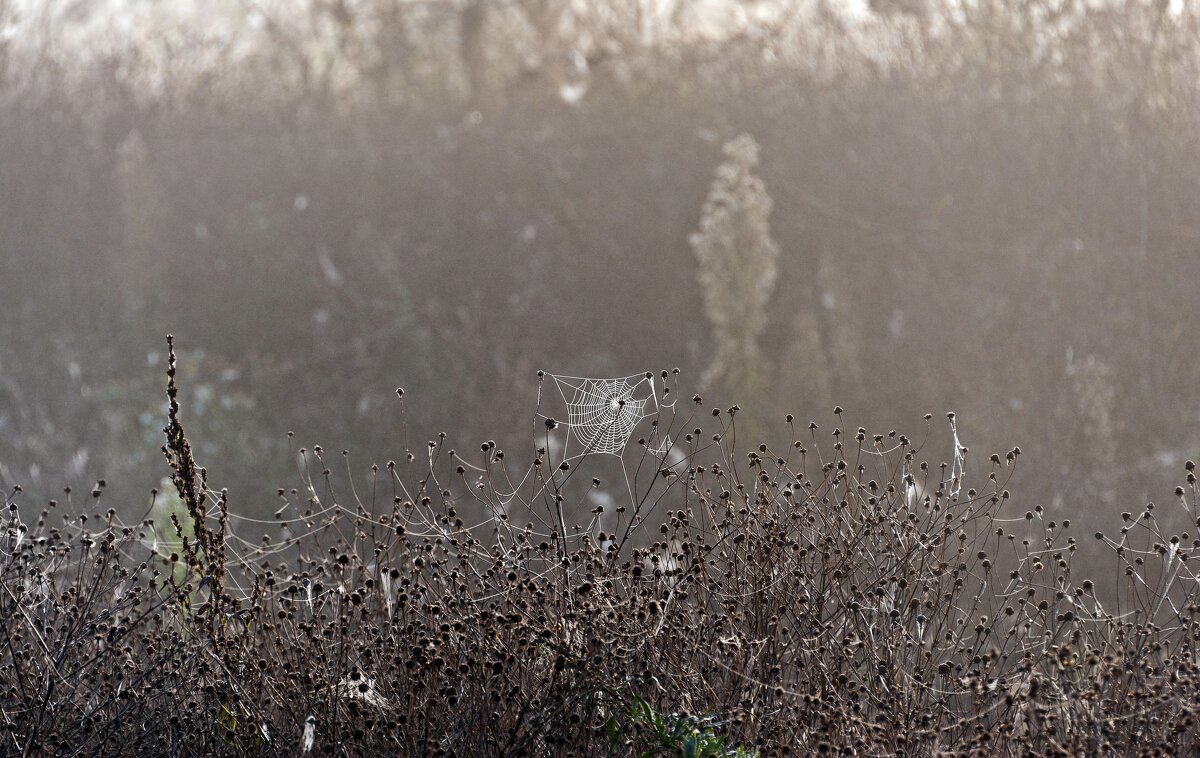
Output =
[{"x1": 0, "y1": 0, "x2": 1198, "y2": 569}]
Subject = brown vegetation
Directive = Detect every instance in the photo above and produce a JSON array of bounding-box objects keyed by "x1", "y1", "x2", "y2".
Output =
[
  {"x1": 0, "y1": 2, "x2": 1198, "y2": 549},
  {"x1": 2, "y1": 341, "x2": 1199, "y2": 754}
]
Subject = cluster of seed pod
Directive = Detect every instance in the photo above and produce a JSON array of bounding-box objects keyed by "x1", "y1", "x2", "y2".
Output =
[{"x1": 2, "y1": 361, "x2": 1200, "y2": 755}]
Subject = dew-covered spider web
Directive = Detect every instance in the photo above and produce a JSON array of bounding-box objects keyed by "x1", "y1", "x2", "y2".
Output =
[
  {"x1": 545, "y1": 373, "x2": 660, "y2": 461},
  {"x1": 1, "y1": 368, "x2": 695, "y2": 630}
]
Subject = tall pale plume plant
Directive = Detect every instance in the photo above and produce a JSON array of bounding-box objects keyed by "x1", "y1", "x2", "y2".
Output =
[
  {"x1": 690, "y1": 134, "x2": 778, "y2": 437},
  {"x1": 1068, "y1": 352, "x2": 1118, "y2": 503}
]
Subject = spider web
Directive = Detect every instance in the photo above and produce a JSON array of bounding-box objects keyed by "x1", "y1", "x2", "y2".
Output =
[
  {"x1": 548, "y1": 373, "x2": 658, "y2": 461},
  {"x1": 4, "y1": 372, "x2": 685, "y2": 627}
]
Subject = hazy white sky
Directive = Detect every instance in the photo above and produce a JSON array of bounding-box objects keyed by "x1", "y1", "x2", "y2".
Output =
[{"x1": 6, "y1": 0, "x2": 874, "y2": 50}]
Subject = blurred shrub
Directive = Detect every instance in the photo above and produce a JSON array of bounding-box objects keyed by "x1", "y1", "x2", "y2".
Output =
[
  {"x1": 0, "y1": 0, "x2": 1198, "y2": 550},
  {"x1": 691, "y1": 134, "x2": 778, "y2": 440}
]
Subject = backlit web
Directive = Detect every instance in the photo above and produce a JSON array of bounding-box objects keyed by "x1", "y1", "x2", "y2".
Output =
[{"x1": 548, "y1": 374, "x2": 657, "y2": 460}]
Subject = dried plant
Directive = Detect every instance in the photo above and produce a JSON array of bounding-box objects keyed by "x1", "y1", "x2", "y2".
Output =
[
  {"x1": 1, "y1": 344, "x2": 1199, "y2": 755},
  {"x1": 690, "y1": 133, "x2": 778, "y2": 438}
]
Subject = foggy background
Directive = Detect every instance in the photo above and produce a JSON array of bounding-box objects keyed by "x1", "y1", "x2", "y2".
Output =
[{"x1": 1, "y1": 0, "x2": 1197, "y2": 549}]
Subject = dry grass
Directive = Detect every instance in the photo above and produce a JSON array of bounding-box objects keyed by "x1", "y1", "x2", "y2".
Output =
[{"x1": 1, "y1": 341, "x2": 1199, "y2": 756}]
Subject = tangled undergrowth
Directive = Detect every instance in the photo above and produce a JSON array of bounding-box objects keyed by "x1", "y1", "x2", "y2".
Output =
[{"x1": 2, "y1": 339, "x2": 1199, "y2": 756}]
